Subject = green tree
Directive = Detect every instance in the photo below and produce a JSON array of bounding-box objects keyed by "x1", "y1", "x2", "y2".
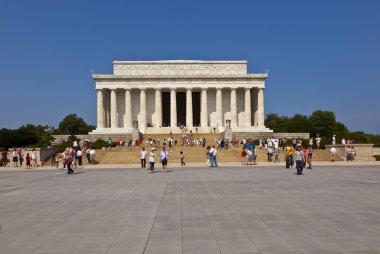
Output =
[
  {"x1": 288, "y1": 114, "x2": 315, "y2": 133},
  {"x1": 309, "y1": 110, "x2": 337, "y2": 138},
  {"x1": 265, "y1": 113, "x2": 290, "y2": 132},
  {"x1": 57, "y1": 114, "x2": 95, "y2": 135}
]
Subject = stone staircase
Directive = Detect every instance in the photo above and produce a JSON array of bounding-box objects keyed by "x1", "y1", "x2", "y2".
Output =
[{"x1": 83, "y1": 145, "x2": 340, "y2": 165}]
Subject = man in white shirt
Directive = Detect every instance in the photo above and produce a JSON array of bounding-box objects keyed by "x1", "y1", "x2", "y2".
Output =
[
  {"x1": 140, "y1": 147, "x2": 147, "y2": 168},
  {"x1": 90, "y1": 148, "x2": 95, "y2": 164},
  {"x1": 330, "y1": 146, "x2": 337, "y2": 162},
  {"x1": 76, "y1": 149, "x2": 83, "y2": 166}
]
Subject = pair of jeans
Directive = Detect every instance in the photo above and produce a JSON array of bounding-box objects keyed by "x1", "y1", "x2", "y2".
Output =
[
  {"x1": 211, "y1": 155, "x2": 217, "y2": 167},
  {"x1": 141, "y1": 159, "x2": 146, "y2": 168},
  {"x1": 150, "y1": 162, "x2": 155, "y2": 172},
  {"x1": 296, "y1": 160, "x2": 304, "y2": 175}
]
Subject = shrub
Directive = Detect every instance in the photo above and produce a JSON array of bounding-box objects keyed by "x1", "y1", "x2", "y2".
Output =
[
  {"x1": 374, "y1": 155, "x2": 380, "y2": 161},
  {"x1": 91, "y1": 139, "x2": 107, "y2": 149}
]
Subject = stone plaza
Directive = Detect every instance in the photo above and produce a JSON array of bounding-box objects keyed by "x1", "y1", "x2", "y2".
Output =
[{"x1": 1, "y1": 165, "x2": 380, "y2": 253}]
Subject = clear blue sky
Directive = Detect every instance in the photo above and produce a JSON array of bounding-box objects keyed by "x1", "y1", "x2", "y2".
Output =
[{"x1": 1, "y1": 0, "x2": 379, "y2": 134}]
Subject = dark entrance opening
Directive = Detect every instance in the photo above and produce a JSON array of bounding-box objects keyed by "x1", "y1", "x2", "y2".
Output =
[
  {"x1": 176, "y1": 92, "x2": 186, "y2": 126},
  {"x1": 162, "y1": 92, "x2": 170, "y2": 127},
  {"x1": 192, "y1": 92, "x2": 200, "y2": 126}
]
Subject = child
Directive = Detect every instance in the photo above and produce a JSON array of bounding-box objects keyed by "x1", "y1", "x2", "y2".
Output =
[
  {"x1": 58, "y1": 155, "x2": 64, "y2": 170},
  {"x1": 55, "y1": 153, "x2": 59, "y2": 168},
  {"x1": 180, "y1": 151, "x2": 185, "y2": 166},
  {"x1": 26, "y1": 153, "x2": 31, "y2": 169},
  {"x1": 66, "y1": 157, "x2": 73, "y2": 174}
]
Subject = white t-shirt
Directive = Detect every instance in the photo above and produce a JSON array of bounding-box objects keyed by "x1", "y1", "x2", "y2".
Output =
[
  {"x1": 77, "y1": 150, "x2": 82, "y2": 156},
  {"x1": 90, "y1": 149, "x2": 95, "y2": 155},
  {"x1": 140, "y1": 150, "x2": 147, "y2": 159},
  {"x1": 330, "y1": 147, "x2": 336, "y2": 154},
  {"x1": 31, "y1": 152, "x2": 36, "y2": 160}
]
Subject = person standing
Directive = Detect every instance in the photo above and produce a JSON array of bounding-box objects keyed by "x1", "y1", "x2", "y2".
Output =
[
  {"x1": 295, "y1": 146, "x2": 304, "y2": 175},
  {"x1": 12, "y1": 149, "x2": 18, "y2": 167},
  {"x1": 76, "y1": 149, "x2": 83, "y2": 166},
  {"x1": 210, "y1": 146, "x2": 218, "y2": 168},
  {"x1": 241, "y1": 147, "x2": 246, "y2": 165},
  {"x1": 160, "y1": 147, "x2": 169, "y2": 173},
  {"x1": 31, "y1": 149, "x2": 38, "y2": 168},
  {"x1": 149, "y1": 148, "x2": 156, "y2": 173},
  {"x1": 267, "y1": 146, "x2": 273, "y2": 162},
  {"x1": 330, "y1": 146, "x2": 337, "y2": 162},
  {"x1": 2, "y1": 151, "x2": 8, "y2": 167},
  {"x1": 205, "y1": 146, "x2": 211, "y2": 167},
  {"x1": 285, "y1": 144, "x2": 294, "y2": 168},
  {"x1": 18, "y1": 153, "x2": 24, "y2": 168},
  {"x1": 316, "y1": 134, "x2": 321, "y2": 150},
  {"x1": 307, "y1": 145, "x2": 313, "y2": 169},
  {"x1": 332, "y1": 135, "x2": 336, "y2": 145},
  {"x1": 180, "y1": 151, "x2": 185, "y2": 166},
  {"x1": 25, "y1": 153, "x2": 31, "y2": 169},
  {"x1": 140, "y1": 147, "x2": 147, "y2": 168},
  {"x1": 90, "y1": 148, "x2": 96, "y2": 164},
  {"x1": 66, "y1": 157, "x2": 74, "y2": 174}
]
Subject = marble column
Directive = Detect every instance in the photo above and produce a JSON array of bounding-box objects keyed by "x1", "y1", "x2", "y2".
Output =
[
  {"x1": 97, "y1": 89, "x2": 104, "y2": 129},
  {"x1": 245, "y1": 88, "x2": 251, "y2": 127},
  {"x1": 230, "y1": 88, "x2": 237, "y2": 127},
  {"x1": 124, "y1": 89, "x2": 132, "y2": 129},
  {"x1": 110, "y1": 89, "x2": 117, "y2": 129},
  {"x1": 201, "y1": 88, "x2": 208, "y2": 127},
  {"x1": 140, "y1": 89, "x2": 146, "y2": 128},
  {"x1": 216, "y1": 88, "x2": 223, "y2": 127},
  {"x1": 252, "y1": 88, "x2": 258, "y2": 126},
  {"x1": 155, "y1": 88, "x2": 162, "y2": 127},
  {"x1": 170, "y1": 89, "x2": 177, "y2": 127},
  {"x1": 258, "y1": 88, "x2": 265, "y2": 127},
  {"x1": 186, "y1": 88, "x2": 193, "y2": 127}
]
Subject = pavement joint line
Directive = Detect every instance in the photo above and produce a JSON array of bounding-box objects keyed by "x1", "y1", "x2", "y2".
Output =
[{"x1": 142, "y1": 174, "x2": 169, "y2": 254}]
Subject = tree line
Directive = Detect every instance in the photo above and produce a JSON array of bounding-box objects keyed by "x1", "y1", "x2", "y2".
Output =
[
  {"x1": 0, "y1": 114, "x2": 94, "y2": 150},
  {"x1": 0, "y1": 111, "x2": 379, "y2": 150},
  {"x1": 265, "y1": 110, "x2": 380, "y2": 146}
]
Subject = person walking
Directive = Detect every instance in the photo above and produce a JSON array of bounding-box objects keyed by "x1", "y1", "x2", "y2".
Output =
[
  {"x1": 267, "y1": 147, "x2": 273, "y2": 162},
  {"x1": 295, "y1": 146, "x2": 304, "y2": 175},
  {"x1": 140, "y1": 147, "x2": 147, "y2": 168},
  {"x1": 274, "y1": 148, "x2": 280, "y2": 162},
  {"x1": 210, "y1": 146, "x2": 218, "y2": 168},
  {"x1": 149, "y1": 148, "x2": 156, "y2": 173},
  {"x1": 160, "y1": 147, "x2": 169, "y2": 173},
  {"x1": 285, "y1": 144, "x2": 294, "y2": 168},
  {"x1": 180, "y1": 151, "x2": 185, "y2": 166}
]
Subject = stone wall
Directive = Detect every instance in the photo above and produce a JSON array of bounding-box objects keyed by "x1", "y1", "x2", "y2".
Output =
[
  {"x1": 373, "y1": 147, "x2": 380, "y2": 156},
  {"x1": 7, "y1": 148, "x2": 54, "y2": 166},
  {"x1": 325, "y1": 144, "x2": 375, "y2": 161}
]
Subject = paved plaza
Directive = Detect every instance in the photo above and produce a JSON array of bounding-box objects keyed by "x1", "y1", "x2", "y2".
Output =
[{"x1": 1, "y1": 165, "x2": 380, "y2": 254}]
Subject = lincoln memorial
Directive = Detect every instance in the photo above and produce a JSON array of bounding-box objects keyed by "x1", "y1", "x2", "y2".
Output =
[{"x1": 90, "y1": 60, "x2": 272, "y2": 135}]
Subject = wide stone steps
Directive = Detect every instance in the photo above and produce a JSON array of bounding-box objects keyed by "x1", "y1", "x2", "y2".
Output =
[{"x1": 83, "y1": 146, "x2": 340, "y2": 165}]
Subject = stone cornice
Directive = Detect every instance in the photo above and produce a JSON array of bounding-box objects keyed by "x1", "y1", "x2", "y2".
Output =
[
  {"x1": 92, "y1": 74, "x2": 268, "y2": 80},
  {"x1": 112, "y1": 60, "x2": 248, "y2": 65}
]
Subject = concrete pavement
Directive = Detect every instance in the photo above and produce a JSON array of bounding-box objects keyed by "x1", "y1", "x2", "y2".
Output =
[{"x1": 0, "y1": 165, "x2": 380, "y2": 253}]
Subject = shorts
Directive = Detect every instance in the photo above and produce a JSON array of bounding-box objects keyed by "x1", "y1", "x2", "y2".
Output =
[
  {"x1": 161, "y1": 159, "x2": 167, "y2": 166},
  {"x1": 26, "y1": 161, "x2": 31, "y2": 166},
  {"x1": 13, "y1": 157, "x2": 18, "y2": 162}
]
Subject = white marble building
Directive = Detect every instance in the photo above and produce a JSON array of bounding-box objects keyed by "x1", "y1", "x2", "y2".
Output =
[{"x1": 90, "y1": 60, "x2": 272, "y2": 134}]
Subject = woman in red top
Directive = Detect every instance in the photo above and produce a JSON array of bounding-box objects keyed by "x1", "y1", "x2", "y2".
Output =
[
  {"x1": 26, "y1": 153, "x2": 31, "y2": 169},
  {"x1": 241, "y1": 147, "x2": 246, "y2": 165}
]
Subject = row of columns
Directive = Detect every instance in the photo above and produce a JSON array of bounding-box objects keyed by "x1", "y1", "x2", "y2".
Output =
[{"x1": 97, "y1": 88, "x2": 265, "y2": 129}]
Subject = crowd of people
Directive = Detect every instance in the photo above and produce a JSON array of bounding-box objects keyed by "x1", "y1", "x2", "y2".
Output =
[{"x1": 1, "y1": 148, "x2": 39, "y2": 169}]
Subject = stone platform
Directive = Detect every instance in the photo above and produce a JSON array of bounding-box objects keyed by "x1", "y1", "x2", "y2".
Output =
[{"x1": 1, "y1": 165, "x2": 380, "y2": 253}]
